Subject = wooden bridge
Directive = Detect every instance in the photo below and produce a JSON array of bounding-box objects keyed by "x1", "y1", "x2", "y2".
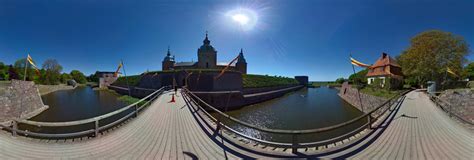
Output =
[{"x1": 0, "y1": 88, "x2": 472, "y2": 159}]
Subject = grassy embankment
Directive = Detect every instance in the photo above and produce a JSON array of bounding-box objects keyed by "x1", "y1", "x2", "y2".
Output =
[
  {"x1": 111, "y1": 75, "x2": 145, "y2": 105},
  {"x1": 242, "y1": 74, "x2": 299, "y2": 88},
  {"x1": 359, "y1": 87, "x2": 401, "y2": 99}
]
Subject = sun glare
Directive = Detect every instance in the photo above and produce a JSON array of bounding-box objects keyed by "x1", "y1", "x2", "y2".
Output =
[
  {"x1": 232, "y1": 14, "x2": 249, "y2": 25},
  {"x1": 226, "y1": 8, "x2": 258, "y2": 31}
]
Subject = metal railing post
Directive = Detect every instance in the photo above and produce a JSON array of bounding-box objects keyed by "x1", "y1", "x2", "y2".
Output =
[
  {"x1": 94, "y1": 120, "x2": 99, "y2": 137},
  {"x1": 292, "y1": 134, "x2": 298, "y2": 154},
  {"x1": 12, "y1": 120, "x2": 17, "y2": 137}
]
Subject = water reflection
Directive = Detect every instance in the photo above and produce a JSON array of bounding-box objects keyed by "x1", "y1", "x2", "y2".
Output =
[
  {"x1": 216, "y1": 87, "x2": 366, "y2": 143},
  {"x1": 20, "y1": 86, "x2": 128, "y2": 135}
]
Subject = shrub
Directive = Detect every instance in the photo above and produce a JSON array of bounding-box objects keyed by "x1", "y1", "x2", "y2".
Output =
[
  {"x1": 113, "y1": 75, "x2": 141, "y2": 86},
  {"x1": 243, "y1": 74, "x2": 298, "y2": 88}
]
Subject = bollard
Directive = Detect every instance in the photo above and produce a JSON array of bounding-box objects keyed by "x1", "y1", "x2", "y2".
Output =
[{"x1": 292, "y1": 134, "x2": 298, "y2": 154}]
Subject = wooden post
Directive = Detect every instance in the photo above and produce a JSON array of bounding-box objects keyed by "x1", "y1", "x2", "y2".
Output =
[
  {"x1": 95, "y1": 120, "x2": 99, "y2": 137},
  {"x1": 292, "y1": 134, "x2": 298, "y2": 154},
  {"x1": 367, "y1": 115, "x2": 372, "y2": 129},
  {"x1": 12, "y1": 120, "x2": 17, "y2": 137},
  {"x1": 134, "y1": 104, "x2": 138, "y2": 117}
]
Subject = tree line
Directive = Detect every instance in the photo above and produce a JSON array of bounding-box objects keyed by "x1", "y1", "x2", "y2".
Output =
[{"x1": 0, "y1": 58, "x2": 89, "y2": 85}]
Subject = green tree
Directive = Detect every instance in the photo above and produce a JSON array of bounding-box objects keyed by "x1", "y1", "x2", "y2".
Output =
[
  {"x1": 348, "y1": 69, "x2": 368, "y2": 84},
  {"x1": 13, "y1": 58, "x2": 36, "y2": 81},
  {"x1": 464, "y1": 62, "x2": 474, "y2": 80},
  {"x1": 60, "y1": 73, "x2": 72, "y2": 84},
  {"x1": 42, "y1": 59, "x2": 63, "y2": 85},
  {"x1": 398, "y1": 30, "x2": 470, "y2": 86},
  {"x1": 70, "y1": 70, "x2": 87, "y2": 84},
  {"x1": 0, "y1": 62, "x2": 6, "y2": 80},
  {"x1": 335, "y1": 77, "x2": 345, "y2": 84}
]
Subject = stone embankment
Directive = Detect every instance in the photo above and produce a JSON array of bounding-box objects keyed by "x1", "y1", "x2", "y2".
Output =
[
  {"x1": 438, "y1": 89, "x2": 474, "y2": 124},
  {"x1": 338, "y1": 82, "x2": 386, "y2": 113},
  {"x1": 0, "y1": 80, "x2": 48, "y2": 125}
]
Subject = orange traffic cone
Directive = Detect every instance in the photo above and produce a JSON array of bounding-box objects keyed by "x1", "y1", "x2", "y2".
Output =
[{"x1": 169, "y1": 94, "x2": 176, "y2": 103}]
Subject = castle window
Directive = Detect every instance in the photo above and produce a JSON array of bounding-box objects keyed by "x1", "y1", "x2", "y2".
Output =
[{"x1": 206, "y1": 62, "x2": 209, "y2": 68}]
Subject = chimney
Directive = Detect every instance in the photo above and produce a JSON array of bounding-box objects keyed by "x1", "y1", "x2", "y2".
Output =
[{"x1": 382, "y1": 52, "x2": 388, "y2": 58}]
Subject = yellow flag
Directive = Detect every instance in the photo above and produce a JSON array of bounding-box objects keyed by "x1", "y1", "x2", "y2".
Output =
[
  {"x1": 350, "y1": 57, "x2": 371, "y2": 67},
  {"x1": 27, "y1": 54, "x2": 40, "y2": 74},
  {"x1": 114, "y1": 61, "x2": 123, "y2": 77},
  {"x1": 447, "y1": 67, "x2": 457, "y2": 77}
]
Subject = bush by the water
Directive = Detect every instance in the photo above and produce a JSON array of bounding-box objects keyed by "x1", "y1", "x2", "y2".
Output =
[
  {"x1": 118, "y1": 95, "x2": 147, "y2": 106},
  {"x1": 243, "y1": 74, "x2": 298, "y2": 88},
  {"x1": 114, "y1": 75, "x2": 141, "y2": 86}
]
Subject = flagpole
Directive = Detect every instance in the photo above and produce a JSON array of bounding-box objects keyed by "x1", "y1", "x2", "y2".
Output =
[
  {"x1": 350, "y1": 54, "x2": 365, "y2": 112},
  {"x1": 121, "y1": 59, "x2": 132, "y2": 96},
  {"x1": 24, "y1": 54, "x2": 29, "y2": 81}
]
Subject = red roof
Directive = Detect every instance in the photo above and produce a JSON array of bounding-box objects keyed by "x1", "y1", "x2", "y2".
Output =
[{"x1": 366, "y1": 53, "x2": 403, "y2": 79}]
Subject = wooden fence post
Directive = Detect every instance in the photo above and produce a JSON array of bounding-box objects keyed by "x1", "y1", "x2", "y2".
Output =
[
  {"x1": 367, "y1": 115, "x2": 372, "y2": 129},
  {"x1": 95, "y1": 120, "x2": 99, "y2": 137},
  {"x1": 12, "y1": 120, "x2": 17, "y2": 137},
  {"x1": 292, "y1": 134, "x2": 298, "y2": 154}
]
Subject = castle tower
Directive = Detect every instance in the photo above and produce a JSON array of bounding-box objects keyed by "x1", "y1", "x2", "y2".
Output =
[
  {"x1": 236, "y1": 48, "x2": 247, "y2": 74},
  {"x1": 197, "y1": 31, "x2": 217, "y2": 69},
  {"x1": 162, "y1": 46, "x2": 175, "y2": 71}
]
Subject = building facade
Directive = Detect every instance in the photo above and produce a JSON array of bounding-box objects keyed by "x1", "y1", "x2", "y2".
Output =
[
  {"x1": 162, "y1": 32, "x2": 247, "y2": 74},
  {"x1": 366, "y1": 53, "x2": 403, "y2": 88}
]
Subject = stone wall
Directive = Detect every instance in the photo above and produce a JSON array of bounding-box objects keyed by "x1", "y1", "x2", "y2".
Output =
[
  {"x1": 242, "y1": 84, "x2": 298, "y2": 95},
  {"x1": 108, "y1": 85, "x2": 157, "y2": 99},
  {"x1": 192, "y1": 85, "x2": 304, "y2": 110},
  {"x1": 438, "y1": 89, "x2": 474, "y2": 124},
  {"x1": 0, "y1": 80, "x2": 48, "y2": 125},
  {"x1": 338, "y1": 82, "x2": 387, "y2": 113},
  {"x1": 137, "y1": 71, "x2": 242, "y2": 91}
]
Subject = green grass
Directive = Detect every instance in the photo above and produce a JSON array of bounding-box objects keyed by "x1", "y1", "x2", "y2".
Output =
[
  {"x1": 243, "y1": 74, "x2": 298, "y2": 88},
  {"x1": 311, "y1": 81, "x2": 342, "y2": 87},
  {"x1": 113, "y1": 75, "x2": 142, "y2": 86},
  {"x1": 360, "y1": 87, "x2": 401, "y2": 98},
  {"x1": 118, "y1": 95, "x2": 147, "y2": 106}
]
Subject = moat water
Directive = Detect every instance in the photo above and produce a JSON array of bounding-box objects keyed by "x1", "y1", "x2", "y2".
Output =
[
  {"x1": 20, "y1": 86, "x2": 128, "y2": 134},
  {"x1": 214, "y1": 86, "x2": 366, "y2": 143}
]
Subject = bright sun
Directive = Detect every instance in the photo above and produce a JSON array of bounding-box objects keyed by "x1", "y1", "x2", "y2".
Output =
[
  {"x1": 226, "y1": 8, "x2": 258, "y2": 31},
  {"x1": 232, "y1": 14, "x2": 249, "y2": 25}
]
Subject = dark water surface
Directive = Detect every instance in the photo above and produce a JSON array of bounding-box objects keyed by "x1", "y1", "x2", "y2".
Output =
[
  {"x1": 20, "y1": 86, "x2": 128, "y2": 135},
  {"x1": 215, "y1": 87, "x2": 366, "y2": 143}
]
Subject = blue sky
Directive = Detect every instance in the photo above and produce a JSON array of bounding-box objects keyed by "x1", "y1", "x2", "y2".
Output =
[{"x1": 1, "y1": 0, "x2": 473, "y2": 81}]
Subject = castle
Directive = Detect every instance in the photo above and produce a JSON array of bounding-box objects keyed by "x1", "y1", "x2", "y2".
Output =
[{"x1": 162, "y1": 32, "x2": 247, "y2": 74}]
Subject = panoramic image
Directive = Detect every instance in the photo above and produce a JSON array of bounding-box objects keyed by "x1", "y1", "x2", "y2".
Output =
[{"x1": 0, "y1": 0, "x2": 473, "y2": 159}]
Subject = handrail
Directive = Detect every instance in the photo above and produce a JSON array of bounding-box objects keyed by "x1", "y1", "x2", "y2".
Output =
[
  {"x1": 182, "y1": 87, "x2": 409, "y2": 152},
  {"x1": 19, "y1": 87, "x2": 165, "y2": 127},
  {"x1": 3, "y1": 86, "x2": 170, "y2": 138},
  {"x1": 183, "y1": 87, "x2": 409, "y2": 134},
  {"x1": 428, "y1": 93, "x2": 474, "y2": 125}
]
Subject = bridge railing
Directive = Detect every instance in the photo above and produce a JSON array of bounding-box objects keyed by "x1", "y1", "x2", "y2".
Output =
[
  {"x1": 428, "y1": 93, "x2": 473, "y2": 125},
  {"x1": 182, "y1": 87, "x2": 410, "y2": 153},
  {"x1": 1, "y1": 86, "x2": 170, "y2": 139}
]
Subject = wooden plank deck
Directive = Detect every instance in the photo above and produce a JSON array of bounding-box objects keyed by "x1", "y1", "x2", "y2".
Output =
[{"x1": 0, "y1": 90, "x2": 472, "y2": 159}]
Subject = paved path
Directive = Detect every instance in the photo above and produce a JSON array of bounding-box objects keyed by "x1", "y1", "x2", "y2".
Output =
[
  {"x1": 0, "y1": 90, "x2": 472, "y2": 159},
  {"x1": 322, "y1": 90, "x2": 474, "y2": 159}
]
